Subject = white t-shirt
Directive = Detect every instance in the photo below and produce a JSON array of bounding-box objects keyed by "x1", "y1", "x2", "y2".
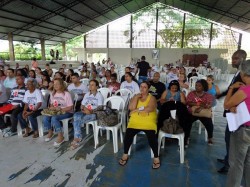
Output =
[
  {"x1": 120, "y1": 81, "x2": 140, "y2": 94},
  {"x1": 167, "y1": 72, "x2": 178, "y2": 83},
  {"x1": 0, "y1": 83, "x2": 8, "y2": 103},
  {"x1": 81, "y1": 92, "x2": 104, "y2": 110},
  {"x1": 23, "y1": 89, "x2": 44, "y2": 110},
  {"x1": 68, "y1": 83, "x2": 88, "y2": 101},
  {"x1": 50, "y1": 92, "x2": 73, "y2": 112}
]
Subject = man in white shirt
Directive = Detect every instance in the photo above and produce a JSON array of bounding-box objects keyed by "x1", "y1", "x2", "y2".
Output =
[
  {"x1": 166, "y1": 67, "x2": 178, "y2": 83},
  {"x1": 4, "y1": 68, "x2": 17, "y2": 89},
  {"x1": 68, "y1": 73, "x2": 88, "y2": 111}
]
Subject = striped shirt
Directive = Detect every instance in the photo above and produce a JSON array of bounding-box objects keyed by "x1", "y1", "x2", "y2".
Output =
[{"x1": 8, "y1": 85, "x2": 26, "y2": 107}]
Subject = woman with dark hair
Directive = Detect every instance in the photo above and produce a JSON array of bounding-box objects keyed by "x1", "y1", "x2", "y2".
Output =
[
  {"x1": 100, "y1": 70, "x2": 112, "y2": 87},
  {"x1": 107, "y1": 73, "x2": 120, "y2": 94},
  {"x1": 187, "y1": 68, "x2": 198, "y2": 81},
  {"x1": 16, "y1": 69, "x2": 28, "y2": 78},
  {"x1": 119, "y1": 81, "x2": 160, "y2": 169},
  {"x1": 65, "y1": 69, "x2": 74, "y2": 83},
  {"x1": 120, "y1": 72, "x2": 140, "y2": 94},
  {"x1": 29, "y1": 70, "x2": 36, "y2": 79},
  {"x1": 71, "y1": 79, "x2": 104, "y2": 149},
  {"x1": 0, "y1": 70, "x2": 6, "y2": 81},
  {"x1": 80, "y1": 66, "x2": 90, "y2": 79},
  {"x1": 160, "y1": 80, "x2": 186, "y2": 104},
  {"x1": 178, "y1": 73, "x2": 189, "y2": 89},
  {"x1": 185, "y1": 79, "x2": 214, "y2": 146},
  {"x1": 206, "y1": 75, "x2": 220, "y2": 107},
  {"x1": 39, "y1": 71, "x2": 51, "y2": 90}
]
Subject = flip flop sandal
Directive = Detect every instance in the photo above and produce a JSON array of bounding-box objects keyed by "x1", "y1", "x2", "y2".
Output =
[
  {"x1": 70, "y1": 140, "x2": 82, "y2": 150},
  {"x1": 119, "y1": 157, "x2": 129, "y2": 166},
  {"x1": 152, "y1": 162, "x2": 160, "y2": 169}
]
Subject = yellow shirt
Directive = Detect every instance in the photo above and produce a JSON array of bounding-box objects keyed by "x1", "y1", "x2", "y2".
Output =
[{"x1": 128, "y1": 94, "x2": 157, "y2": 132}]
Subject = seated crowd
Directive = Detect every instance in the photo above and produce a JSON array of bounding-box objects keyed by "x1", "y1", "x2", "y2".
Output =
[{"x1": 0, "y1": 56, "x2": 221, "y2": 170}]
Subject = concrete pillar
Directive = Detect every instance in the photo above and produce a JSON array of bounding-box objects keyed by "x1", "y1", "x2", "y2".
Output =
[
  {"x1": 40, "y1": 38, "x2": 46, "y2": 61},
  {"x1": 8, "y1": 32, "x2": 15, "y2": 62},
  {"x1": 62, "y1": 41, "x2": 66, "y2": 60}
]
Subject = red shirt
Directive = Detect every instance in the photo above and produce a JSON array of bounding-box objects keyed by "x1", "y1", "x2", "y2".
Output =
[
  {"x1": 239, "y1": 86, "x2": 250, "y2": 126},
  {"x1": 186, "y1": 91, "x2": 214, "y2": 113}
]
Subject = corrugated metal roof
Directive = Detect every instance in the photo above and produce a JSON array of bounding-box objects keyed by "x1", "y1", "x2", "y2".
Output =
[{"x1": 0, "y1": 0, "x2": 249, "y2": 45}]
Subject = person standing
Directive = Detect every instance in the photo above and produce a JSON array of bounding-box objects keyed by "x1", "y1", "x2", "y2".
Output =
[
  {"x1": 136, "y1": 56, "x2": 150, "y2": 85},
  {"x1": 56, "y1": 50, "x2": 59, "y2": 60},
  {"x1": 50, "y1": 49, "x2": 55, "y2": 60},
  {"x1": 224, "y1": 59, "x2": 250, "y2": 187},
  {"x1": 217, "y1": 49, "x2": 247, "y2": 174}
]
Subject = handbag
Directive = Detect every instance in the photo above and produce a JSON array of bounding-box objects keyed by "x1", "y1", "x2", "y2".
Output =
[
  {"x1": 93, "y1": 105, "x2": 119, "y2": 127},
  {"x1": 191, "y1": 106, "x2": 212, "y2": 118},
  {"x1": 161, "y1": 116, "x2": 183, "y2": 134},
  {"x1": 41, "y1": 108, "x2": 65, "y2": 116}
]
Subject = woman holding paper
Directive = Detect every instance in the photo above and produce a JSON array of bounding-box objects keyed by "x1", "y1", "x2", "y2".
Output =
[{"x1": 224, "y1": 59, "x2": 250, "y2": 187}]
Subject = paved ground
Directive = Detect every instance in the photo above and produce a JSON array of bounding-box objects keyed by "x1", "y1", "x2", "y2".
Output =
[{"x1": 0, "y1": 79, "x2": 231, "y2": 187}]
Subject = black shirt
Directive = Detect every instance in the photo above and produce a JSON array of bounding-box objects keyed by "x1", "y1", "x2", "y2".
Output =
[
  {"x1": 137, "y1": 61, "x2": 150, "y2": 76},
  {"x1": 187, "y1": 72, "x2": 198, "y2": 80},
  {"x1": 149, "y1": 81, "x2": 166, "y2": 100}
]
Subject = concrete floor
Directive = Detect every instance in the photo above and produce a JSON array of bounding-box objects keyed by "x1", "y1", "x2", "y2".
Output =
[{"x1": 0, "y1": 79, "x2": 230, "y2": 187}]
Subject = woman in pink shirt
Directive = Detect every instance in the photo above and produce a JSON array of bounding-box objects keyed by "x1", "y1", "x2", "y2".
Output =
[
  {"x1": 43, "y1": 78, "x2": 73, "y2": 147},
  {"x1": 224, "y1": 60, "x2": 250, "y2": 187}
]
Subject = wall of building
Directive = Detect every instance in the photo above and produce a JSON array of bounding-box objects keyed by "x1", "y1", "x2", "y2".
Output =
[{"x1": 83, "y1": 48, "x2": 228, "y2": 67}]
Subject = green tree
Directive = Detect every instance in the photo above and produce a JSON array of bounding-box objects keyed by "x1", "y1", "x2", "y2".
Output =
[{"x1": 125, "y1": 3, "x2": 219, "y2": 48}]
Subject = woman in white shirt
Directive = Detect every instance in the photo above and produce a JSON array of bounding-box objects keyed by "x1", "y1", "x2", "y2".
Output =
[
  {"x1": 71, "y1": 80, "x2": 104, "y2": 149},
  {"x1": 43, "y1": 78, "x2": 73, "y2": 147},
  {"x1": 120, "y1": 72, "x2": 140, "y2": 94},
  {"x1": 17, "y1": 78, "x2": 43, "y2": 138}
]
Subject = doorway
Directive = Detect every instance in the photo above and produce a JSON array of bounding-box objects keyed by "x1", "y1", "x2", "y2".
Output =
[{"x1": 182, "y1": 54, "x2": 208, "y2": 67}]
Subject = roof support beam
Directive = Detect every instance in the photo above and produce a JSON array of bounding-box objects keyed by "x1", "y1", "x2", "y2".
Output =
[
  {"x1": 178, "y1": 0, "x2": 250, "y2": 24},
  {"x1": 0, "y1": 24, "x2": 72, "y2": 40},
  {"x1": 51, "y1": 0, "x2": 103, "y2": 25},
  {"x1": 99, "y1": 0, "x2": 122, "y2": 17},
  {"x1": 117, "y1": 0, "x2": 131, "y2": 13},
  {"x1": 0, "y1": 0, "x2": 12, "y2": 8},
  {"x1": 45, "y1": 0, "x2": 135, "y2": 41},
  {"x1": 228, "y1": 10, "x2": 250, "y2": 26}
]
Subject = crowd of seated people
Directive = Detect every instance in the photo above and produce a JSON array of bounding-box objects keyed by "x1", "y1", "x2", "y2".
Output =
[{"x1": 0, "y1": 57, "x2": 221, "y2": 169}]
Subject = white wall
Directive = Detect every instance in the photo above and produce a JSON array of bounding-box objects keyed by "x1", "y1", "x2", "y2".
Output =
[{"x1": 80, "y1": 48, "x2": 228, "y2": 67}]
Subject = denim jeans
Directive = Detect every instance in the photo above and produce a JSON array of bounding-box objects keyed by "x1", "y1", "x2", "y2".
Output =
[
  {"x1": 226, "y1": 126, "x2": 250, "y2": 187},
  {"x1": 43, "y1": 112, "x2": 73, "y2": 133},
  {"x1": 138, "y1": 76, "x2": 148, "y2": 85},
  {"x1": 73, "y1": 112, "x2": 96, "y2": 139},
  {"x1": 17, "y1": 109, "x2": 42, "y2": 131}
]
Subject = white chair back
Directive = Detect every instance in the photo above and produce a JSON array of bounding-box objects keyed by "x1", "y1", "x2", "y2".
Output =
[
  {"x1": 104, "y1": 96, "x2": 125, "y2": 112},
  {"x1": 41, "y1": 90, "x2": 50, "y2": 108},
  {"x1": 115, "y1": 88, "x2": 132, "y2": 97},
  {"x1": 189, "y1": 76, "x2": 199, "y2": 89},
  {"x1": 170, "y1": 110, "x2": 176, "y2": 119},
  {"x1": 98, "y1": 88, "x2": 111, "y2": 102},
  {"x1": 69, "y1": 91, "x2": 78, "y2": 111},
  {"x1": 80, "y1": 78, "x2": 89, "y2": 86}
]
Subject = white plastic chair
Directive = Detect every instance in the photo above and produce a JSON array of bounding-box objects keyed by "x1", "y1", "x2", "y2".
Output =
[
  {"x1": 80, "y1": 78, "x2": 89, "y2": 86},
  {"x1": 61, "y1": 92, "x2": 78, "y2": 141},
  {"x1": 94, "y1": 96, "x2": 125, "y2": 153},
  {"x1": 115, "y1": 89, "x2": 132, "y2": 132},
  {"x1": 98, "y1": 88, "x2": 111, "y2": 102},
  {"x1": 17, "y1": 90, "x2": 51, "y2": 137},
  {"x1": 158, "y1": 110, "x2": 185, "y2": 164},
  {"x1": 189, "y1": 76, "x2": 199, "y2": 90}
]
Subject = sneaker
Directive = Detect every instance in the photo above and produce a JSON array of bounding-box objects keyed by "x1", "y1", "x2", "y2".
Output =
[
  {"x1": 3, "y1": 131, "x2": 17, "y2": 137},
  {"x1": 2, "y1": 127, "x2": 11, "y2": 133}
]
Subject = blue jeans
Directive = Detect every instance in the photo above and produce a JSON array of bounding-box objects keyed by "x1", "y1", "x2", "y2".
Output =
[
  {"x1": 73, "y1": 112, "x2": 96, "y2": 139},
  {"x1": 17, "y1": 109, "x2": 42, "y2": 131},
  {"x1": 138, "y1": 76, "x2": 148, "y2": 85},
  {"x1": 43, "y1": 113, "x2": 73, "y2": 133}
]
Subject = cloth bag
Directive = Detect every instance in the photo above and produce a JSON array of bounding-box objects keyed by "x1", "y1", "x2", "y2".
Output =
[
  {"x1": 161, "y1": 116, "x2": 183, "y2": 134},
  {"x1": 191, "y1": 106, "x2": 212, "y2": 118}
]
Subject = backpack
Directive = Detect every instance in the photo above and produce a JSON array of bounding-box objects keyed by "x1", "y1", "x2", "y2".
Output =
[
  {"x1": 94, "y1": 106, "x2": 119, "y2": 127},
  {"x1": 161, "y1": 116, "x2": 183, "y2": 134}
]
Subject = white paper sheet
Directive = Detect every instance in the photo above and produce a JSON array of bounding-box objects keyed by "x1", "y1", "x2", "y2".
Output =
[{"x1": 226, "y1": 101, "x2": 250, "y2": 131}]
